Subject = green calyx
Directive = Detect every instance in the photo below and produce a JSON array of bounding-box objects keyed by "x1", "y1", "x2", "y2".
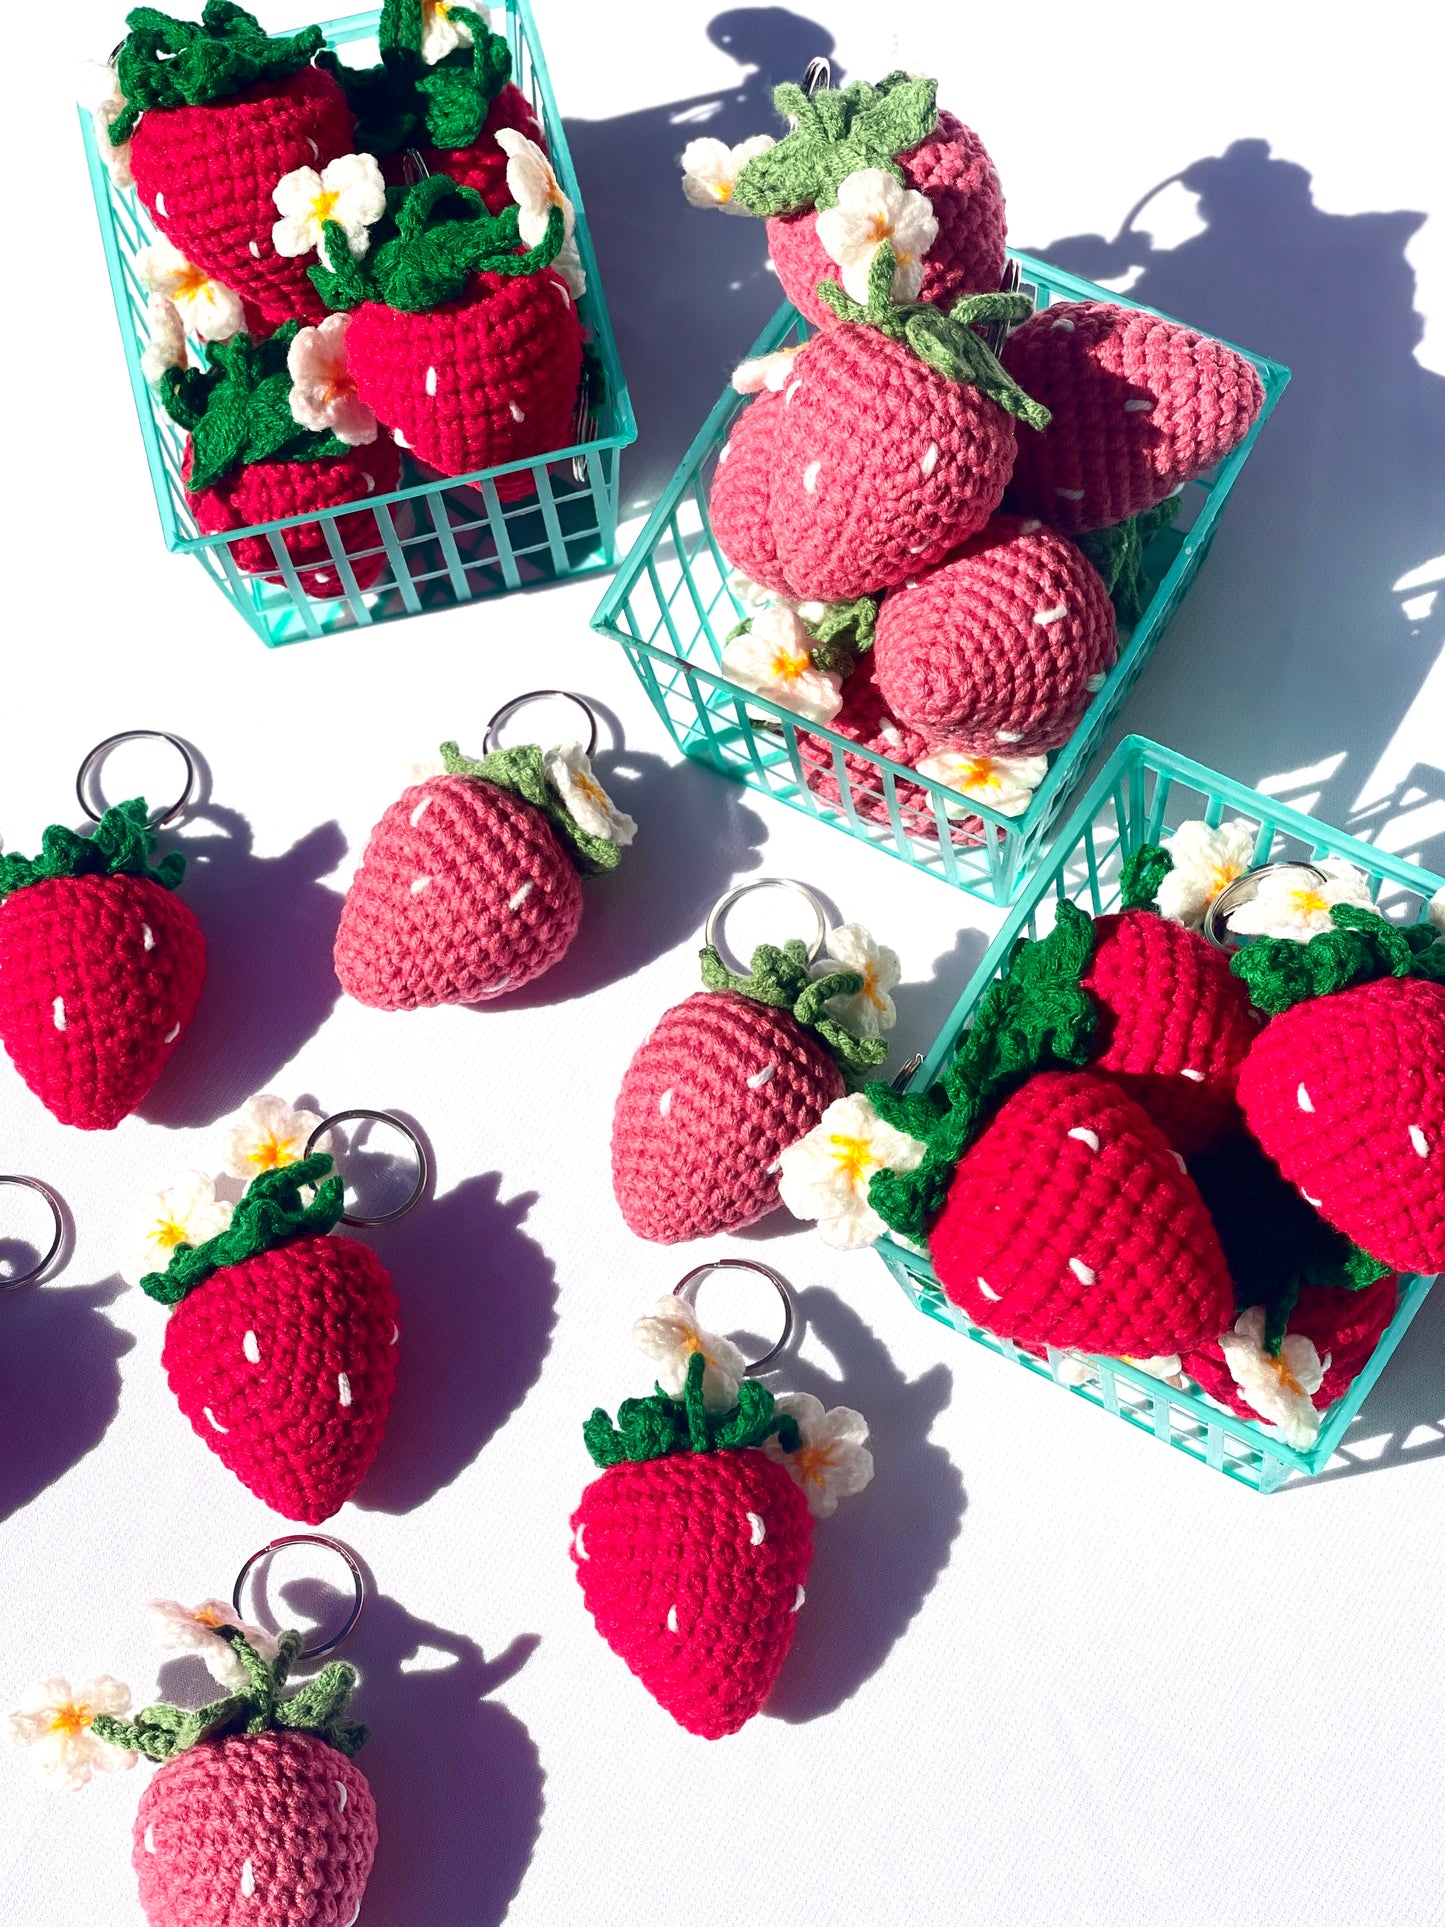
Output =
[
  {"x1": 724, "y1": 594, "x2": 878, "y2": 678},
  {"x1": 311, "y1": 176, "x2": 563, "y2": 313},
  {"x1": 140, "y1": 1156, "x2": 344, "y2": 1307},
  {"x1": 817, "y1": 247, "x2": 1050, "y2": 431},
  {"x1": 318, "y1": 0, "x2": 511, "y2": 158},
  {"x1": 91, "y1": 1625, "x2": 367, "y2": 1764},
  {"x1": 732, "y1": 71, "x2": 940, "y2": 216},
  {"x1": 0, "y1": 800, "x2": 184, "y2": 902},
  {"x1": 158, "y1": 323, "x2": 351, "y2": 494},
  {"x1": 1075, "y1": 496, "x2": 1181, "y2": 628},
  {"x1": 439, "y1": 740, "x2": 623, "y2": 877},
  {"x1": 583, "y1": 1349, "x2": 801, "y2": 1468},
  {"x1": 1231, "y1": 902, "x2": 1445, "y2": 1014},
  {"x1": 110, "y1": 1, "x2": 324, "y2": 146},
  {"x1": 1118, "y1": 842, "x2": 1173, "y2": 914},
  {"x1": 700, "y1": 937, "x2": 889, "y2": 1079}
]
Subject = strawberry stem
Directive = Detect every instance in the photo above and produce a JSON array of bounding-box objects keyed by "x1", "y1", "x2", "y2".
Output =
[
  {"x1": 583, "y1": 1351, "x2": 802, "y2": 1468},
  {"x1": 1118, "y1": 843, "x2": 1174, "y2": 914},
  {"x1": 1232, "y1": 902, "x2": 1443, "y2": 1012},
  {"x1": 0, "y1": 800, "x2": 184, "y2": 902},
  {"x1": 140, "y1": 1155, "x2": 345, "y2": 1307},
  {"x1": 698, "y1": 938, "x2": 889, "y2": 1078},
  {"x1": 438, "y1": 740, "x2": 624, "y2": 877},
  {"x1": 318, "y1": 0, "x2": 512, "y2": 157},
  {"x1": 312, "y1": 179, "x2": 564, "y2": 313},
  {"x1": 732, "y1": 71, "x2": 939, "y2": 216},
  {"x1": 1075, "y1": 497, "x2": 1181, "y2": 627},
  {"x1": 158, "y1": 322, "x2": 352, "y2": 494},
  {"x1": 110, "y1": 2, "x2": 325, "y2": 146}
]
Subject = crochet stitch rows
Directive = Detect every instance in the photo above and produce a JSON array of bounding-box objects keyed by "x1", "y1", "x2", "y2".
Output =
[
  {"x1": 406, "y1": 83, "x2": 545, "y2": 211},
  {"x1": 1182, "y1": 1273, "x2": 1400, "y2": 1422},
  {"x1": 710, "y1": 386, "x2": 790, "y2": 596}
]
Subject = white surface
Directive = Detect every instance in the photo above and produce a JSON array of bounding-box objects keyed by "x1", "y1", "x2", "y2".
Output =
[{"x1": 2, "y1": 2, "x2": 1443, "y2": 1924}]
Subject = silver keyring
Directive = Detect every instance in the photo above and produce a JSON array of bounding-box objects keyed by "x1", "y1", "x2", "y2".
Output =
[
  {"x1": 802, "y1": 56, "x2": 832, "y2": 95},
  {"x1": 674, "y1": 1259, "x2": 796, "y2": 1374},
  {"x1": 0, "y1": 1177, "x2": 65, "y2": 1291},
  {"x1": 401, "y1": 148, "x2": 432, "y2": 183},
  {"x1": 1202, "y1": 861, "x2": 1329, "y2": 950},
  {"x1": 76, "y1": 731, "x2": 197, "y2": 828},
  {"x1": 482, "y1": 691, "x2": 599, "y2": 758},
  {"x1": 703, "y1": 877, "x2": 827, "y2": 973},
  {"x1": 304, "y1": 1111, "x2": 429, "y2": 1227},
  {"x1": 233, "y1": 1534, "x2": 366, "y2": 1660}
]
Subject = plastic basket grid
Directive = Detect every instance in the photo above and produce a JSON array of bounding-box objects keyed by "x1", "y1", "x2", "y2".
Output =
[
  {"x1": 875, "y1": 734, "x2": 1443, "y2": 1491},
  {"x1": 83, "y1": 2, "x2": 636, "y2": 647},
  {"x1": 592, "y1": 260, "x2": 1288, "y2": 904}
]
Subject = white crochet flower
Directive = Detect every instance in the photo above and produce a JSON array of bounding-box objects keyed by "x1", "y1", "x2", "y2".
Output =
[
  {"x1": 120, "y1": 1173, "x2": 234, "y2": 1288},
  {"x1": 287, "y1": 314, "x2": 378, "y2": 446},
  {"x1": 272, "y1": 152, "x2": 386, "y2": 271},
  {"x1": 680, "y1": 134, "x2": 774, "y2": 213},
  {"x1": 545, "y1": 744, "x2": 637, "y2": 847},
  {"x1": 815, "y1": 167, "x2": 939, "y2": 304},
  {"x1": 731, "y1": 345, "x2": 806, "y2": 394},
  {"x1": 552, "y1": 231, "x2": 587, "y2": 299},
  {"x1": 140, "y1": 295, "x2": 188, "y2": 386},
  {"x1": 1154, "y1": 817, "x2": 1257, "y2": 928},
  {"x1": 1224, "y1": 856, "x2": 1375, "y2": 943},
  {"x1": 634, "y1": 1296, "x2": 747, "y2": 1414},
  {"x1": 1219, "y1": 1305, "x2": 1326, "y2": 1449},
  {"x1": 777, "y1": 1092, "x2": 927, "y2": 1249},
  {"x1": 722, "y1": 606, "x2": 843, "y2": 725},
  {"x1": 3, "y1": 1677, "x2": 136, "y2": 1790},
  {"x1": 135, "y1": 238, "x2": 244, "y2": 343},
  {"x1": 915, "y1": 749, "x2": 1049, "y2": 819},
  {"x1": 147, "y1": 1600, "x2": 280, "y2": 1691},
  {"x1": 79, "y1": 61, "x2": 134, "y2": 189},
  {"x1": 420, "y1": 0, "x2": 478, "y2": 63},
  {"x1": 220, "y1": 1094, "x2": 324, "y2": 1181},
  {"x1": 765, "y1": 1393, "x2": 875, "y2": 1517},
  {"x1": 496, "y1": 130, "x2": 575, "y2": 251},
  {"x1": 814, "y1": 923, "x2": 900, "y2": 1038},
  {"x1": 1428, "y1": 884, "x2": 1445, "y2": 935}
]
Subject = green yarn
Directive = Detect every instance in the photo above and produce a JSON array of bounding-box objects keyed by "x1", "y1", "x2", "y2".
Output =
[
  {"x1": 317, "y1": 0, "x2": 511, "y2": 158},
  {"x1": 140, "y1": 1156, "x2": 344, "y2": 1307},
  {"x1": 817, "y1": 247, "x2": 1050, "y2": 431},
  {"x1": 1118, "y1": 843, "x2": 1173, "y2": 913},
  {"x1": 91, "y1": 1625, "x2": 367, "y2": 1764},
  {"x1": 111, "y1": 2, "x2": 324, "y2": 146},
  {"x1": 699, "y1": 938, "x2": 889, "y2": 1079},
  {"x1": 1230, "y1": 902, "x2": 1438, "y2": 1014},
  {"x1": 732, "y1": 71, "x2": 939, "y2": 216},
  {"x1": 723, "y1": 594, "x2": 878, "y2": 678},
  {"x1": 583, "y1": 1350, "x2": 801, "y2": 1468},
  {"x1": 158, "y1": 323, "x2": 350, "y2": 494},
  {"x1": 438, "y1": 740, "x2": 624, "y2": 877},
  {"x1": 0, "y1": 799, "x2": 184, "y2": 903},
  {"x1": 1076, "y1": 497, "x2": 1181, "y2": 628}
]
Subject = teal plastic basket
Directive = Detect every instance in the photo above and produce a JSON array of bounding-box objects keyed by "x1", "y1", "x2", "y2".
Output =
[
  {"x1": 82, "y1": 3, "x2": 636, "y2": 647},
  {"x1": 876, "y1": 734, "x2": 1443, "y2": 1491},
  {"x1": 591, "y1": 261, "x2": 1288, "y2": 904}
]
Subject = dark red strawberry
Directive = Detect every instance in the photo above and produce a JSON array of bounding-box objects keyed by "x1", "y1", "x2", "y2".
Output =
[
  {"x1": 1182, "y1": 1273, "x2": 1399, "y2": 1427},
  {"x1": 0, "y1": 802, "x2": 205, "y2": 1130}
]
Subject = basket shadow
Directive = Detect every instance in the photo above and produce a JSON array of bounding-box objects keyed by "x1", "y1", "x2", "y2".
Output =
[
  {"x1": 1298, "y1": 1277, "x2": 1445, "y2": 1487},
  {"x1": 0, "y1": 1277, "x2": 134, "y2": 1525}
]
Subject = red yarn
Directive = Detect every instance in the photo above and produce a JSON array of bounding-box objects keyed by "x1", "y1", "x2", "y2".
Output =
[
  {"x1": 0, "y1": 874, "x2": 205, "y2": 1131},
  {"x1": 1000, "y1": 300, "x2": 1266, "y2": 532},
  {"x1": 571, "y1": 1446, "x2": 813, "y2": 1739},
  {"x1": 334, "y1": 772, "x2": 583, "y2": 1008},
  {"x1": 930, "y1": 1069, "x2": 1235, "y2": 1354},
  {"x1": 187, "y1": 438, "x2": 401, "y2": 600},
  {"x1": 1182, "y1": 1273, "x2": 1400, "y2": 1420},
  {"x1": 708, "y1": 388, "x2": 792, "y2": 597},
  {"x1": 133, "y1": 1730, "x2": 376, "y2": 1927},
  {"x1": 1236, "y1": 976, "x2": 1445, "y2": 1276},
  {"x1": 611, "y1": 989, "x2": 844, "y2": 1242},
  {"x1": 162, "y1": 1231, "x2": 399, "y2": 1523},
  {"x1": 408, "y1": 84, "x2": 546, "y2": 212},
  {"x1": 873, "y1": 515, "x2": 1116, "y2": 753},
  {"x1": 766, "y1": 110, "x2": 1007, "y2": 329},
  {"x1": 130, "y1": 69, "x2": 356, "y2": 330}
]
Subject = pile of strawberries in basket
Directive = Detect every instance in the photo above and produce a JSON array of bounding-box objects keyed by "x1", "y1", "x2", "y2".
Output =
[
  {"x1": 683, "y1": 71, "x2": 1267, "y2": 835},
  {"x1": 87, "y1": 0, "x2": 589, "y2": 598}
]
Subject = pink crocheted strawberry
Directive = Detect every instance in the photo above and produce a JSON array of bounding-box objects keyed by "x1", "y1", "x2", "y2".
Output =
[
  {"x1": 1000, "y1": 300, "x2": 1266, "y2": 532},
  {"x1": 334, "y1": 737, "x2": 635, "y2": 1009},
  {"x1": 139, "y1": 1157, "x2": 399, "y2": 1522},
  {"x1": 611, "y1": 935, "x2": 889, "y2": 1242},
  {"x1": 0, "y1": 802, "x2": 205, "y2": 1131},
  {"x1": 111, "y1": 3, "x2": 356, "y2": 329},
  {"x1": 873, "y1": 515, "x2": 1116, "y2": 754},
  {"x1": 730, "y1": 72, "x2": 1007, "y2": 330}
]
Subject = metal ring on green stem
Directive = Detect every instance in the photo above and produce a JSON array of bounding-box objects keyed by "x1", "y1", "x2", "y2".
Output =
[
  {"x1": 704, "y1": 876, "x2": 827, "y2": 973},
  {"x1": 304, "y1": 1111, "x2": 429, "y2": 1227},
  {"x1": 76, "y1": 731, "x2": 197, "y2": 829},
  {"x1": 1202, "y1": 862, "x2": 1328, "y2": 951},
  {"x1": 0, "y1": 1176, "x2": 65, "y2": 1291},
  {"x1": 482, "y1": 690, "x2": 599, "y2": 758},
  {"x1": 232, "y1": 1534, "x2": 366, "y2": 1660},
  {"x1": 674, "y1": 1258, "x2": 796, "y2": 1373}
]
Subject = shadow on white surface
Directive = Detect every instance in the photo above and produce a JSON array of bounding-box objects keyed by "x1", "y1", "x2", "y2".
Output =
[
  {"x1": 1300, "y1": 1278, "x2": 1445, "y2": 1488},
  {"x1": 0, "y1": 1277, "x2": 134, "y2": 1526}
]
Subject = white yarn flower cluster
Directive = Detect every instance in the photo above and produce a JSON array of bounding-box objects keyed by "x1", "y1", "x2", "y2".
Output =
[
  {"x1": 778, "y1": 1092, "x2": 927, "y2": 1249},
  {"x1": 1153, "y1": 818, "x2": 1257, "y2": 927},
  {"x1": 287, "y1": 315, "x2": 379, "y2": 446},
  {"x1": 1219, "y1": 1305, "x2": 1326, "y2": 1448},
  {"x1": 1224, "y1": 856, "x2": 1374, "y2": 943},
  {"x1": 272, "y1": 152, "x2": 386, "y2": 271},
  {"x1": 634, "y1": 1296, "x2": 747, "y2": 1413},
  {"x1": 79, "y1": 61, "x2": 134, "y2": 189},
  {"x1": 120, "y1": 1172, "x2": 234, "y2": 1288},
  {"x1": 915, "y1": 748, "x2": 1050, "y2": 819},
  {"x1": 135, "y1": 239, "x2": 244, "y2": 343},
  {"x1": 680, "y1": 135, "x2": 775, "y2": 213},
  {"x1": 545, "y1": 745, "x2": 637, "y2": 847},
  {"x1": 419, "y1": 0, "x2": 479, "y2": 64},
  {"x1": 220, "y1": 1094, "x2": 325, "y2": 1181},
  {"x1": 721, "y1": 605, "x2": 844, "y2": 725},
  {"x1": 497, "y1": 131, "x2": 586, "y2": 298},
  {"x1": 139, "y1": 294, "x2": 188, "y2": 387},
  {"x1": 3, "y1": 1677, "x2": 135, "y2": 1790},
  {"x1": 814, "y1": 923, "x2": 900, "y2": 1039},
  {"x1": 816, "y1": 168, "x2": 939, "y2": 305},
  {"x1": 765, "y1": 1392, "x2": 875, "y2": 1517},
  {"x1": 148, "y1": 1600, "x2": 279, "y2": 1691}
]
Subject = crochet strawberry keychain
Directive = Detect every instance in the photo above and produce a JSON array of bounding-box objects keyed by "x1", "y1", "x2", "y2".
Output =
[
  {"x1": 572, "y1": 1263, "x2": 874, "y2": 1738},
  {"x1": 334, "y1": 691, "x2": 636, "y2": 1008},
  {"x1": 611, "y1": 879, "x2": 895, "y2": 1242},
  {"x1": 0, "y1": 734, "x2": 205, "y2": 1130}
]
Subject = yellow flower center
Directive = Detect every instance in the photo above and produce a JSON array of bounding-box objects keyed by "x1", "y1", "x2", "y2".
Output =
[
  {"x1": 714, "y1": 179, "x2": 734, "y2": 205},
  {"x1": 311, "y1": 188, "x2": 340, "y2": 225},
  {"x1": 768, "y1": 644, "x2": 810, "y2": 683},
  {"x1": 792, "y1": 1441, "x2": 838, "y2": 1487},
  {"x1": 861, "y1": 959, "x2": 888, "y2": 1011},
  {"x1": 570, "y1": 768, "x2": 608, "y2": 810},
  {"x1": 1206, "y1": 859, "x2": 1244, "y2": 895},
  {"x1": 864, "y1": 210, "x2": 895, "y2": 244},
  {"x1": 959, "y1": 756, "x2": 1001, "y2": 793},
  {"x1": 174, "y1": 262, "x2": 212, "y2": 301},
  {"x1": 828, "y1": 1133, "x2": 877, "y2": 1187},
  {"x1": 248, "y1": 1134, "x2": 297, "y2": 1171},
  {"x1": 427, "y1": 0, "x2": 452, "y2": 18},
  {"x1": 48, "y1": 1702, "x2": 91, "y2": 1737},
  {"x1": 193, "y1": 1606, "x2": 227, "y2": 1628},
  {"x1": 153, "y1": 1216, "x2": 191, "y2": 1250},
  {"x1": 1288, "y1": 886, "x2": 1330, "y2": 918},
  {"x1": 1271, "y1": 1354, "x2": 1305, "y2": 1398}
]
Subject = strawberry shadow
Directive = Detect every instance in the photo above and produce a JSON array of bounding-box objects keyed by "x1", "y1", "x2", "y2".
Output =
[
  {"x1": 0, "y1": 1276, "x2": 135, "y2": 1525},
  {"x1": 1290, "y1": 1275, "x2": 1445, "y2": 1488}
]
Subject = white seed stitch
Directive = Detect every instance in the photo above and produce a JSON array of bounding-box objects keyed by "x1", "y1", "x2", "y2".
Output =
[
  {"x1": 425, "y1": 366, "x2": 438, "y2": 397},
  {"x1": 1019, "y1": 519, "x2": 1042, "y2": 534},
  {"x1": 659, "y1": 1088, "x2": 674, "y2": 1118},
  {"x1": 52, "y1": 997, "x2": 66, "y2": 1031},
  {"x1": 393, "y1": 426, "x2": 410, "y2": 449},
  {"x1": 1180, "y1": 1068, "x2": 1206, "y2": 1082},
  {"x1": 410, "y1": 875, "x2": 431, "y2": 896},
  {"x1": 666, "y1": 1605, "x2": 679, "y2": 1633},
  {"x1": 249, "y1": 239, "x2": 261, "y2": 259},
  {"x1": 338, "y1": 1372, "x2": 353, "y2": 1407},
  {"x1": 142, "y1": 924, "x2": 155, "y2": 951},
  {"x1": 803, "y1": 460, "x2": 822, "y2": 492},
  {"x1": 155, "y1": 191, "x2": 167, "y2": 217},
  {"x1": 509, "y1": 400, "x2": 525, "y2": 422},
  {"x1": 1033, "y1": 602, "x2": 1068, "y2": 626},
  {"x1": 574, "y1": 1523, "x2": 589, "y2": 1560},
  {"x1": 718, "y1": 440, "x2": 732, "y2": 463},
  {"x1": 1056, "y1": 487, "x2": 1086, "y2": 501},
  {"x1": 144, "y1": 1827, "x2": 156, "y2": 1854},
  {"x1": 1409, "y1": 1124, "x2": 1430, "y2": 1157},
  {"x1": 242, "y1": 1331, "x2": 261, "y2": 1365},
  {"x1": 1171, "y1": 1151, "x2": 1187, "y2": 1173},
  {"x1": 785, "y1": 379, "x2": 802, "y2": 404},
  {"x1": 203, "y1": 1407, "x2": 228, "y2": 1433},
  {"x1": 977, "y1": 1276, "x2": 1000, "y2": 1302},
  {"x1": 509, "y1": 881, "x2": 534, "y2": 911},
  {"x1": 996, "y1": 729, "x2": 1024, "y2": 743},
  {"x1": 554, "y1": 281, "x2": 572, "y2": 307},
  {"x1": 307, "y1": 138, "x2": 320, "y2": 160},
  {"x1": 164, "y1": 1022, "x2": 181, "y2": 1043},
  {"x1": 1069, "y1": 1257, "x2": 1097, "y2": 1287},
  {"x1": 1051, "y1": 315, "x2": 1075, "y2": 332},
  {"x1": 919, "y1": 442, "x2": 940, "y2": 479},
  {"x1": 1125, "y1": 398, "x2": 1155, "y2": 413},
  {"x1": 1301, "y1": 1190, "x2": 1322, "y2": 1207},
  {"x1": 1086, "y1": 672, "x2": 1107, "y2": 692},
  {"x1": 747, "y1": 1063, "x2": 777, "y2": 1090},
  {"x1": 314, "y1": 571, "x2": 331, "y2": 586},
  {"x1": 364, "y1": 474, "x2": 376, "y2": 493},
  {"x1": 747, "y1": 1511, "x2": 766, "y2": 1546},
  {"x1": 879, "y1": 723, "x2": 903, "y2": 748},
  {"x1": 336, "y1": 1781, "x2": 348, "y2": 1812},
  {"x1": 240, "y1": 1859, "x2": 255, "y2": 1899},
  {"x1": 1068, "y1": 1127, "x2": 1100, "y2": 1152},
  {"x1": 409, "y1": 796, "x2": 432, "y2": 828},
  {"x1": 791, "y1": 1585, "x2": 806, "y2": 1613},
  {"x1": 1297, "y1": 1083, "x2": 1315, "y2": 1113}
]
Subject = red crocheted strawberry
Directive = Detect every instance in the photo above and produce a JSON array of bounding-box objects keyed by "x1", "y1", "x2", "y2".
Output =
[
  {"x1": 111, "y1": 4, "x2": 355, "y2": 329},
  {"x1": 1000, "y1": 300, "x2": 1266, "y2": 532},
  {"x1": 731, "y1": 72, "x2": 1007, "y2": 330},
  {"x1": 334, "y1": 738, "x2": 634, "y2": 1009},
  {"x1": 139, "y1": 1158, "x2": 399, "y2": 1522},
  {"x1": 611, "y1": 936, "x2": 888, "y2": 1242},
  {"x1": 1182, "y1": 1274, "x2": 1399, "y2": 1431},
  {"x1": 0, "y1": 802, "x2": 205, "y2": 1131},
  {"x1": 794, "y1": 650, "x2": 964, "y2": 840},
  {"x1": 873, "y1": 515, "x2": 1116, "y2": 754}
]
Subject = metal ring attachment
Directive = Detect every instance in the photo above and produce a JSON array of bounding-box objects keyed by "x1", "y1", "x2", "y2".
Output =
[
  {"x1": 674, "y1": 1259, "x2": 796, "y2": 1374},
  {"x1": 304, "y1": 1111, "x2": 429, "y2": 1227},
  {"x1": 703, "y1": 876, "x2": 828, "y2": 973},
  {"x1": 1202, "y1": 861, "x2": 1329, "y2": 951},
  {"x1": 482, "y1": 690, "x2": 599, "y2": 758},
  {"x1": 76, "y1": 731, "x2": 197, "y2": 828},
  {"x1": 802, "y1": 56, "x2": 832, "y2": 95},
  {"x1": 0, "y1": 1177, "x2": 65, "y2": 1291},
  {"x1": 233, "y1": 1534, "x2": 366, "y2": 1660}
]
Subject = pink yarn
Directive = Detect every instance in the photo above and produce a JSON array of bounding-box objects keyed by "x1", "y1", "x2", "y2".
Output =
[{"x1": 708, "y1": 387, "x2": 793, "y2": 598}]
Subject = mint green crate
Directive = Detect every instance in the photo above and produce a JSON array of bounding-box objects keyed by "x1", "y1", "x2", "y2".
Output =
[
  {"x1": 877, "y1": 734, "x2": 1443, "y2": 1491},
  {"x1": 82, "y1": 2, "x2": 636, "y2": 647},
  {"x1": 591, "y1": 260, "x2": 1287, "y2": 904}
]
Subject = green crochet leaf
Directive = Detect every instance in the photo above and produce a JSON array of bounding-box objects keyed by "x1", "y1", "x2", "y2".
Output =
[
  {"x1": 698, "y1": 937, "x2": 888, "y2": 1079},
  {"x1": 1118, "y1": 843, "x2": 1174, "y2": 914},
  {"x1": 1230, "y1": 902, "x2": 1428, "y2": 1013},
  {"x1": 157, "y1": 323, "x2": 350, "y2": 493},
  {"x1": 1075, "y1": 496, "x2": 1181, "y2": 628},
  {"x1": 111, "y1": 2, "x2": 324, "y2": 145},
  {"x1": 318, "y1": 0, "x2": 512, "y2": 156},
  {"x1": 139, "y1": 1156, "x2": 344, "y2": 1307},
  {"x1": 583, "y1": 1351, "x2": 801, "y2": 1467},
  {"x1": 732, "y1": 71, "x2": 939, "y2": 215},
  {"x1": 438, "y1": 740, "x2": 624, "y2": 878},
  {"x1": 0, "y1": 800, "x2": 184, "y2": 902},
  {"x1": 805, "y1": 595, "x2": 879, "y2": 676}
]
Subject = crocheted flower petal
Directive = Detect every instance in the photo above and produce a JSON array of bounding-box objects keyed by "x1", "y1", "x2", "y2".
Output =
[
  {"x1": 4, "y1": 1678, "x2": 135, "y2": 1789},
  {"x1": 220, "y1": 1095, "x2": 325, "y2": 1181},
  {"x1": 121, "y1": 1173, "x2": 234, "y2": 1287},
  {"x1": 634, "y1": 1298, "x2": 746, "y2": 1412},
  {"x1": 420, "y1": 0, "x2": 475, "y2": 63},
  {"x1": 680, "y1": 134, "x2": 774, "y2": 213},
  {"x1": 497, "y1": 129, "x2": 573, "y2": 249},
  {"x1": 916, "y1": 750, "x2": 1048, "y2": 819},
  {"x1": 140, "y1": 296, "x2": 187, "y2": 386},
  {"x1": 1155, "y1": 817, "x2": 1256, "y2": 928},
  {"x1": 544, "y1": 746, "x2": 637, "y2": 847}
]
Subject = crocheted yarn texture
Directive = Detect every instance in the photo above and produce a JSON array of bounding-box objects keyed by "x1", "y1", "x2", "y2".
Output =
[
  {"x1": 408, "y1": 83, "x2": 544, "y2": 210},
  {"x1": 1182, "y1": 1273, "x2": 1400, "y2": 1422},
  {"x1": 187, "y1": 439, "x2": 401, "y2": 598}
]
